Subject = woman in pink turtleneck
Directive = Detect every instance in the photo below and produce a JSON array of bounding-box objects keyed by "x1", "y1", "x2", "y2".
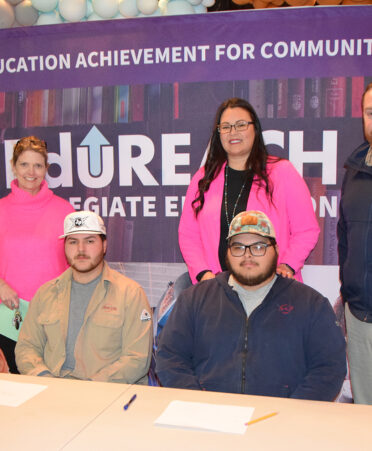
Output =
[{"x1": 0, "y1": 136, "x2": 74, "y2": 373}]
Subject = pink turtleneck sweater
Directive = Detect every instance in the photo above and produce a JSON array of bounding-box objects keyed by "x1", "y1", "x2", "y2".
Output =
[{"x1": 0, "y1": 180, "x2": 74, "y2": 302}]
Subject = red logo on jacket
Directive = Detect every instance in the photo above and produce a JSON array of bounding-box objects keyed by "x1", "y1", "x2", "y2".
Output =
[{"x1": 278, "y1": 304, "x2": 294, "y2": 314}]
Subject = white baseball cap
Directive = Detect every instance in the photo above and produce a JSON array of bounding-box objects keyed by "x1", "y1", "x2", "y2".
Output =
[{"x1": 60, "y1": 211, "x2": 106, "y2": 238}]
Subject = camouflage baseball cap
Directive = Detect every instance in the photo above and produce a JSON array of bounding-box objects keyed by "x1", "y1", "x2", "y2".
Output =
[{"x1": 227, "y1": 211, "x2": 276, "y2": 240}]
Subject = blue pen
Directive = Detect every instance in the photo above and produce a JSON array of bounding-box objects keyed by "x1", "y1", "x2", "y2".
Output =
[{"x1": 123, "y1": 394, "x2": 137, "y2": 410}]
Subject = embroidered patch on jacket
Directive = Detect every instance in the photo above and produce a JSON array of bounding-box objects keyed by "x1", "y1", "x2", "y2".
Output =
[
  {"x1": 140, "y1": 309, "x2": 151, "y2": 321},
  {"x1": 278, "y1": 304, "x2": 294, "y2": 314}
]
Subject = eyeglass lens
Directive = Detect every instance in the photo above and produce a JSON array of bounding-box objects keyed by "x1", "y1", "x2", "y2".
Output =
[
  {"x1": 218, "y1": 120, "x2": 252, "y2": 134},
  {"x1": 230, "y1": 242, "x2": 269, "y2": 257}
]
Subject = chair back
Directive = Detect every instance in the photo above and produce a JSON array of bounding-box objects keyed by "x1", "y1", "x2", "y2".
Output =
[
  {"x1": 0, "y1": 348, "x2": 9, "y2": 373},
  {"x1": 148, "y1": 271, "x2": 192, "y2": 386}
]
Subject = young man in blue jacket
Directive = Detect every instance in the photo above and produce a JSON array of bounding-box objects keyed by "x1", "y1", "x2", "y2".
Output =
[{"x1": 157, "y1": 210, "x2": 346, "y2": 401}]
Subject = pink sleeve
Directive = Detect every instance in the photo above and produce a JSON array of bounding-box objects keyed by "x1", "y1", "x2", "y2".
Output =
[
  {"x1": 178, "y1": 169, "x2": 210, "y2": 284},
  {"x1": 271, "y1": 160, "x2": 320, "y2": 274}
]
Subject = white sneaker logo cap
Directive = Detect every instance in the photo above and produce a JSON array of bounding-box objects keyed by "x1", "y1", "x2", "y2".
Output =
[{"x1": 60, "y1": 211, "x2": 106, "y2": 238}]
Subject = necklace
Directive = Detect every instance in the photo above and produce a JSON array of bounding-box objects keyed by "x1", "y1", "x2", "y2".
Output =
[{"x1": 224, "y1": 165, "x2": 247, "y2": 228}]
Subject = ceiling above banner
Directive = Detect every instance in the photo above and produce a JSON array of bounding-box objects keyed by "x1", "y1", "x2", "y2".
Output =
[{"x1": 0, "y1": 0, "x2": 371, "y2": 30}]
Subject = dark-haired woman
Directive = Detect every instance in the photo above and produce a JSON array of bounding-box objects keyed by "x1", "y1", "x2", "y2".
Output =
[
  {"x1": 0, "y1": 136, "x2": 74, "y2": 372},
  {"x1": 179, "y1": 98, "x2": 319, "y2": 284}
]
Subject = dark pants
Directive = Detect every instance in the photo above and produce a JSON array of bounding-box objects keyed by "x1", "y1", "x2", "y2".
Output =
[{"x1": 0, "y1": 334, "x2": 19, "y2": 374}]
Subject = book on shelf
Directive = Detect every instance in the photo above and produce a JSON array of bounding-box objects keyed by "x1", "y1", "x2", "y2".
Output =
[
  {"x1": 102, "y1": 85, "x2": 115, "y2": 124},
  {"x1": 16, "y1": 90, "x2": 26, "y2": 129},
  {"x1": 129, "y1": 84, "x2": 145, "y2": 122},
  {"x1": 62, "y1": 87, "x2": 80, "y2": 126},
  {"x1": 0, "y1": 91, "x2": 16, "y2": 129},
  {"x1": 78, "y1": 87, "x2": 88, "y2": 125},
  {"x1": 305, "y1": 78, "x2": 321, "y2": 118},
  {"x1": 25, "y1": 90, "x2": 43, "y2": 127},
  {"x1": 47, "y1": 88, "x2": 63, "y2": 127},
  {"x1": 265, "y1": 79, "x2": 276, "y2": 119},
  {"x1": 41, "y1": 90, "x2": 50, "y2": 127},
  {"x1": 160, "y1": 84, "x2": 174, "y2": 123},
  {"x1": 351, "y1": 76, "x2": 364, "y2": 118},
  {"x1": 145, "y1": 84, "x2": 161, "y2": 121},
  {"x1": 87, "y1": 86, "x2": 103, "y2": 124},
  {"x1": 248, "y1": 79, "x2": 266, "y2": 118},
  {"x1": 323, "y1": 77, "x2": 346, "y2": 118},
  {"x1": 0, "y1": 92, "x2": 5, "y2": 114},
  {"x1": 276, "y1": 79, "x2": 288, "y2": 119},
  {"x1": 288, "y1": 78, "x2": 305, "y2": 118},
  {"x1": 115, "y1": 85, "x2": 129, "y2": 123},
  {"x1": 232, "y1": 80, "x2": 249, "y2": 102}
]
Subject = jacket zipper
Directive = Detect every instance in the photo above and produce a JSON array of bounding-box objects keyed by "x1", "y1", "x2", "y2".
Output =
[{"x1": 241, "y1": 316, "x2": 249, "y2": 393}]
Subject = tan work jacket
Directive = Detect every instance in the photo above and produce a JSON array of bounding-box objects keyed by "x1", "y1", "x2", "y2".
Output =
[{"x1": 15, "y1": 262, "x2": 153, "y2": 384}]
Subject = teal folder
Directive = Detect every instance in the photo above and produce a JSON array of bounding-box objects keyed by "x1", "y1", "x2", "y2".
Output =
[{"x1": 0, "y1": 299, "x2": 29, "y2": 342}]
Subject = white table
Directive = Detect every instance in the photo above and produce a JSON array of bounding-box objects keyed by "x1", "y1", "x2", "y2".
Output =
[
  {"x1": 64, "y1": 384, "x2": 372, "y2": 451},
  {"x1": 1, "y1": 374, "x2": 372, "y2": 451},
  {"x1": 0, "y1": 373, "x2": 130, "y2": 450}
]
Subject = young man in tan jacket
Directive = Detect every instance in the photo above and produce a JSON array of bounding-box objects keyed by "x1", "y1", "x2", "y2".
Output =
[{"x1": 16, "y1": 211, "x2": 152, "y2": 384}]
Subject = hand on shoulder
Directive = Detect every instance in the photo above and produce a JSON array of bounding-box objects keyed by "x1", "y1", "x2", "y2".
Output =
[
  {"x1": 276, "y1": 264, "x2": 295, "y2": 279},
  {"x1": 200, "y1": 271, "x2": 216, "y2": 282}
]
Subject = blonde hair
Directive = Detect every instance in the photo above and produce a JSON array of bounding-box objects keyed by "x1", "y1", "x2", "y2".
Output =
[{"x1": 12, "y1": 136, "x2": 48, "y2": 167}]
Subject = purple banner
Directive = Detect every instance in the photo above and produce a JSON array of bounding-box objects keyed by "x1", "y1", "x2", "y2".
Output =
[{"x1": 0, "y1": 7, "x2": 371, "y2": 92}]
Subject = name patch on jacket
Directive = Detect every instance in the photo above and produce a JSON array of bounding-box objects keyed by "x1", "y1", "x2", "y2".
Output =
[{"x1": 102, "y1": 304, "x2": 118, "y2": 313}]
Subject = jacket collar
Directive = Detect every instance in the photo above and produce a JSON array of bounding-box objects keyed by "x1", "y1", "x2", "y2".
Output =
[
  {"x1": 215, "y1": 270, "x2": 294, "y2": 300},
  {"x1": 345, "y1": 141, "x2": 372, "y2": 175},
  {"x1": 54, "y1": 260, "x2": 113, "y2": 286}
]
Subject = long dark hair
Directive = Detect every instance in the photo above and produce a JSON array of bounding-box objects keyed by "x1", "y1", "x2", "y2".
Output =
[{"x1": 192, "y1": 97, "x2": 275, "y2": 216}]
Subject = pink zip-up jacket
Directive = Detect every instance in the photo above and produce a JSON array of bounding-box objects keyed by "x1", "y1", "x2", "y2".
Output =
[{"x1": 179, "y1": 158, "x2": 320, "y2": 283}]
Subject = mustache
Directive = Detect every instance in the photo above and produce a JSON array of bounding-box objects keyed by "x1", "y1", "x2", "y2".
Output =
[
  {"x1": 76, "y1": 253, "x2": 89, "y2": 258},
  {"x1": 239, "y1": 260, "x2": 258, "y2": 267}
]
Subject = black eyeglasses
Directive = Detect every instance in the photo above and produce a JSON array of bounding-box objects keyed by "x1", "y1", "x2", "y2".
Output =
[
  {"x1": 218, "y1": 120, "x2": 254, "y2": 134},
  {"x1": 229, "y1": 241, "x2": 274, "y2": 257}
]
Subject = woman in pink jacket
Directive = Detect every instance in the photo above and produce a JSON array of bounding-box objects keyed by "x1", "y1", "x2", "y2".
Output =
[
  {"x1": 179, "y1": 97, "x2": 319, "y2": 284},
  {"x1": 0, "y1": 136, "x2": 74, "y2": 373}
]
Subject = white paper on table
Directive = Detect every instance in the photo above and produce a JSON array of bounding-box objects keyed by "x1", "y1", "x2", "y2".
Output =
[
  {"x1": 0, "y1": 380, "x2": 47, "y2": 407},
  {"x1": 154, "y1": 400, "x2": 254, "y2": 435}
]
